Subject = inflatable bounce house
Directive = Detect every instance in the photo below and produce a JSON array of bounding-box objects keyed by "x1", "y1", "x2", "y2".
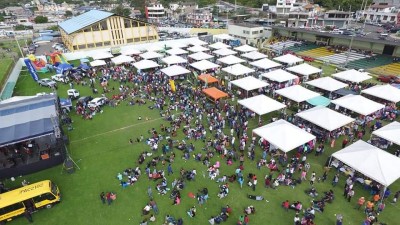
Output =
[
  {"x1": 26, "y1": 54, "x2": 49, "y2": 73},
  {"x1": 46, "y1": 51, "x2": 68, "y2": 65}
]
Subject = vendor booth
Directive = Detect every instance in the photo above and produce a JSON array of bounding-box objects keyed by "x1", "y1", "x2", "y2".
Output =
[{"x1": 202, "y1": 87, "x2": 228, "y2": 102}]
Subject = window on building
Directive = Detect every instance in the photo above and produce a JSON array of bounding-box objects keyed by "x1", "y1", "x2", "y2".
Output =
[
  {"x1": 92, "y1": 24, "x2": 100, "y2": 31},
  {"x1": 148, "y1": 36, "x2": 154, "y2": 41},
  {"x1": 390, "y1": 16, "x2": 395, "y2": 21},
  {"x1": 252, "y1": 31, "x2": 258, "y2": 34},
  {"x1": 134, "y1": 38, "x2": 140, "y2": 42},
  {"x1": 141, "y1": 37, "x2": 147, "y2": 41},
  {"x1": 78, "y1": 44, "x2": 86, "y2": 49},
  {"x1": 127, "y1": 38, "x2": 133, "y2": 43},
  {"x1": 100, "y1": 21, "x2": 108, "y2": 30},
  {"x1": 103, "y1": 41, "x2": 111, "y2": 46},
  {"x1": 73, "y1": 45, "x2": 77, "y2": 50},
  {"x1": 139, "y1": 22, "x2": 146, "y2": 26},
  {"x1": 260, "y1": 30, "x2": 263, "y2": 33},
  {"x1": 124, "y1": 19, "x2": 131, "y2": 28},
  {"x1": 243, "y1": 30, "x2": 246, "y2": 34},
  {"x1": 83, "y1": 28, "x2": 91, "y2": 32},
  {"x1": 87, "y1": 43, "x2": 94, "y2": 48},
  {"x1": 95, "y1": 42, "x2": 103, "y2": 47},
  {"x1": 286, "y1": 3, "x2": 291, "y2": 5}
]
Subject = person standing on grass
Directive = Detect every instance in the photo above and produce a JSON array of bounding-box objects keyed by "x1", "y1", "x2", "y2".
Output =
[
  {"x1": 244, "y1": 215, "x2": 249, "y2": 225},
  {"x1": 392, "y1": 191, "x2": 400, "y2": 203},
  {"x1": 106, "y1": 192, "x2": 112, "y2": 205},
  {"x1": 149, "y1": 198, "x2": 159, "y2": 215},
  {"x1": 24, "y1": 209, "x2": 33, "y2": 223},
  {"x1": 252, "y1": 176, "x2": 257, "y2": 191},
  {"x1": 147, "y1": 186, "x2": 152, "y2": 198},
  {"x1": 356, "y1": 197, "x2": 365, "y2": 210},
  {"x1": 310, "y1": 171, "x2": 316, "y2": 186},
  {"x1": 168, "y1": 164, "x2": 173, "y2": 175},
  {"x1": 332, "y1": 174, "x2": 339, "y2": 187},
  {"x1": 100, "y1": 192, "x2": 106, "y2": 204},
  {"x1": 347, "y1": 189, "x2": 355, "y2": 202}
]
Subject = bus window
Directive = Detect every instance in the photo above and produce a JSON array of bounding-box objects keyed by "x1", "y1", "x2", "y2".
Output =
[
  {"x1": 1, "y1": 202, "x2": 24, "y2": 215},
  {"x1": 51, "y1": 182, "x2": 58, "y2": 196},
  {"x1": 32, "y1": 193, "x2": 56, "y2": 203}
]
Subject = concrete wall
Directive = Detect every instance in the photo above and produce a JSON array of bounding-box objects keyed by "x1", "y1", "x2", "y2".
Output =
[{"x1": 394, "y1": 46, "x2": 400, "y2": 57}]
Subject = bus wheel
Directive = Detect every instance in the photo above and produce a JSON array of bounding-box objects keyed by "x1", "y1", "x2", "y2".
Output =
[{"x1": 46, "y1": 204, "x2": 52, "y2": 209}]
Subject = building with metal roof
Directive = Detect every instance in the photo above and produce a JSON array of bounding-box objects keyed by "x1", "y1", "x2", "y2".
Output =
[{"x1": 58, "y1": 10, "x2": 159, "y2": 51}]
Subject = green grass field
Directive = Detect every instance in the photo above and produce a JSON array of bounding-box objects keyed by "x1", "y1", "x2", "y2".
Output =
[
  {"x1": 3, "y1": 62, "x2": 400, "y2": 225},
  {"x1": 0, "y1": 58, "x2": 13, "y2": 88}
]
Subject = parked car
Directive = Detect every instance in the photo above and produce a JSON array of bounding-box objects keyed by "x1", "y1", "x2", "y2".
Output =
[
  {"x1": 377, "y1": 75, "x2": 400, "y2": 83},
  {"x1": 302, "y1": 56, "x2": 315, "y2": 62},
  {"x1": 67, "y1": 89, "x2": 80, "y2": 99},
  {"x1": 77, "y1": 96, "x2": 93, "y2": 105},
  {"x1": 87, "y1": 97, "x2": 107, "y2": 108},
  {"x1": 38, "y1": 78, "x2": 57, "y2": 88},
  {"x1": 51, "y1": 74, "x2": 69, "y2": 83}
]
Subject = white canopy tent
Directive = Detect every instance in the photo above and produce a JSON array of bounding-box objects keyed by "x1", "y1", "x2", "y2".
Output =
[
  {"x1": 209, "y1": 42, "x2": 231, "y2": 49},
  {"x1": 217, "y1": 55, "x2": 245, "y2": 65},
  {"x1": 273, "y1": 54, "x2": 304, "y2": 65},
  {"x1": 121, "y1": 48, "x2": 141, "y2": 55},
  {"x1": 188, "y1": 52, "x2": 214, "y2": 61},
  {"x1": 275, "y1": 85, "x2": 321, "y2": 103},
  {"x1": 261, "y1": 69, "x2": 298, "y2": 83},
  {"x1": 161, "y1": 55, "x2": 187, "y2": 65},
  {"x1": 166, "y1": 48, "x2": 188, "y2": 55},
  {"x1": 241, "y1": 51, "x2": 267, "y2": 61},
  {"x1": 161, "y1": 65, "x2": 191, "y2": 77},
  {"x1": 90, "y1": 60, "x2": 106, "y2": 67},
  {"x1": 253, "y1": 119, "x2": 316, "y2": 152},
  {"x1": 189, "y1": 39, "x2": 208, "y2": 46},
  {"x1": 231, "y1": 76, "x2": 269, "y2": 92},
  {"x1": 166, "y1": 42, "x2": 188, "y2": 49},
  {"x1": 287, "y1": 63, "x2": 322, "y2": 78},
  {"x1": 238, "y1": 95, "x2": 286, "y2": 116},
  {"x1": 111, "y1": 55, "x2": 135, "y2": 65},
  {"x1": 250, "y1": 58, "x2": 282, "y2": 70},
  {"x1": 305, "y1": 77, "x2": 348, "y2": 92},
  {"x1": 187, "y1": 45, "x2": 210, "y2": 53},
  {"x1": 332, "y1": 140, "x2": 400, "y2": 187},
  {"x1": 372, "y1": 121, "x2": 400, "y2": 146},
  {"x1": 213, "y1": 34, "x2": 234, "y2": 42},
  {"x1": 234, "y1": 44, "x2": 258, "y2": 53},
  {"x1": 331, "y1": 94, "x2": 385, "y2": 116},
  {"x1": 213, "y1": 48, "x2": 237, "y2": 56},
  {"x1": 222, "y1": 64, "x2": 255, "y2": 77},
  {"x1": 361, "y1": 84, "x2": 400, "y2": 103},
  {"x1": 332, "y1": 69, "x2": 372, "y2": 83},
  {"x1": 296, "y1": 106, "x2": 355, "y2": 131},
  {"x1": 91, "y1": 52, "x2": 113, "y2": 60},
  {"x1": 133, "y1": 59, "x2": 160, "y2": 70},
  {"x1": 140, "y1": 51, "x2": 163, "y2": 60},
  {"x1": 190, "y1": 60, "x2": 220, "y2": 71},
  {"x1": 146, "y1": 45, "x2": 164, "y2": 52}
]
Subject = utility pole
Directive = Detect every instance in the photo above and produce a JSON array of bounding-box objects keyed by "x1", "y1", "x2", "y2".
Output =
[
  {"x1": 344, "y1": 35, "x2": 354, "y2": 67},
  {"x1": 12, "y1": 28, "x2": 24, "y2": 58}
]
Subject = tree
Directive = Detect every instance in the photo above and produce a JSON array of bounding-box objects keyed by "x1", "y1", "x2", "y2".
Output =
[
  {"x1": 65, "y1": 10, "x2": 73, "y2": 18},
  {"x1": 0, "y1": 15, "x2": 4, "y2": 22},
  {"x1": 34, "y1": 16, "x2": 48, "y2": 24},
  {"x1": 112, "y1": 4, "x2": 131, "y2": 17}
]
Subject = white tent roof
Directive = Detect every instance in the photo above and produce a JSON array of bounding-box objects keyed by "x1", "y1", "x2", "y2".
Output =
[
  {"x1": 146, "y1": 45, "x2": 164, "y2": 52},
  {"x1": 213, "y1": 48, "x2": 237, "y2": 56},
  {"x1": 140, "y1": 51, "x2": 163, "y2": 59},
  {"x1": 188, "y1": 52, "x2": 214, "y2": 61},
  {"x1": 242, "y1": 51, "x2": 267, "y2": 60},
  {"x1": 273, "y1": 54, "x2": 304, "y2": 65},
  {"x1": 287, "y1": 63, "x2": 322, "y2": 76},
  {"x1": 238, "y1": 95, "x2": 286, "y2": 115},
  {"x1": 234, "y1": 44, "x2": 258, "y2": 53},
  {"x1": 253, "y1": 119, "x2": 316, "y2": 152},
  {"x1": 213, "y1": 34, "x2": 234, "y2": 40},
  {"x1": 209, "y1": 42, "x2": 231, "y2": 49},
  {"x1": 161, "y1": 65, "x2": 191, "y2": 77},
  {"x1": 331, "y1": 94, "x2": 385, "y2": 116},
  {"x1": 261, "y1": 69, "x2": 298, "y2": 83},
  {"x1": 166, "y1": 48, "x2": 188, "y2": 55},
  {"x1": 231, "y1": 76, "x2": 269, "y2": 92},
  {"x1": 332, "y1": 140, "x2": 400, "y2": 186},
  {"x1": 222, "y1": 64, "x2": 255, "y2": 76},
  {"x1": 187, "y1": 45, "x2": 210, "y2": 52},
  {"x1": 275, "y1": 85, "x2": 321, "y2": 103},
  {"x1": 305, "y1": 77, "x2": 348, "y2": 92},
  {"x1": 296, "y1": 106, "x2": 355, "y2": 131},
  {"x1": 90, "y1": 59, "x2": 106, "y2": 67},
  {"x1": 332, "y1": 69, "x2": 372, "y2": 83},
  {"x1": 133, "y1": 59, "x2": 160, "y2": 70},
  {"x1": 372, "y1": 121, "x2": 400, "y2": 146},
  {"x1": 361, "y1": 84, "x2": 400, "y2": 103},
  {"x1": 91, "y1": 52, "x2": 113, "y2": 60},
  {"x1": 111, "y1": 55, "x2": 135, "y2": 65},
  {"x1": 166, "y1": 42, "x2": 188, "y2": 49},
  {"x1": 189, "y1": 39, "x2": 208, "y2": 46},
  {"x1": 121, "y1": 48, "x2": 141, "y2": 55},
  {"x1": 217, "y1": 55, "x2": 245, "y2": 65},
  {"x1": 250, "y1": 58, "x2": 282, "y2": 70},
  {"x1": 161, "y1": 55, "x2": 187, "y2": 65},
  {"x1": 190, "y1": 60, "x2": 220, "y2": 71}
]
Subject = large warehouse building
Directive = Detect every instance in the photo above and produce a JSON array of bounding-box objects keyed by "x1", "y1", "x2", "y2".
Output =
[{"x1": 59, "y1": 10, "x2": 159, "y2": 51}]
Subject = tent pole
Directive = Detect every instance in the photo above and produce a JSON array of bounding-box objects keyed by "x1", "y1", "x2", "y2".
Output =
[
  {"x1": 381, "y1": 186, "x2": 386, "y2": 205},
  {"x1": 328, "y1": 156, "x2": 333, "y2": 167}
]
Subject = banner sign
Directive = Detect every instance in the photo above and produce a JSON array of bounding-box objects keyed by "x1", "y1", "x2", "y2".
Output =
[{"x1": 24, "y1": 59, "x2": 39, "y2": 81}]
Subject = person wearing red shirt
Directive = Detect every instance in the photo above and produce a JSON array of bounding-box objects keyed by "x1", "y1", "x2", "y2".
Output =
[{"x1": 244, "y1": 215, "x2": 249, "y2": 225}]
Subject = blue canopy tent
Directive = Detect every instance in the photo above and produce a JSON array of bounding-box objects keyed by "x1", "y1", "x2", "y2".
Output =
[
  {"x1": 307, "y1": 96, "x2": 331, "y2": 107},
  {"x1": 78, "y1": 63, "x2": 90, "y2": 70},
  {"x1": 56, "y1": 63, "x2": 73, "y2": 74}
]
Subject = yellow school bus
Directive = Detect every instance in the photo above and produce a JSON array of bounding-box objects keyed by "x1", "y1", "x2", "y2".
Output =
[{"x1": 0, "y1": 180, "x2": 60, "y2": 224}]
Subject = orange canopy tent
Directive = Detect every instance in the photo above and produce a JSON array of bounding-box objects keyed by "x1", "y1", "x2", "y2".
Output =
[
  {"x1": 202, "y1": 87, "x2": 228, "y2": 102},
  {"x1": 198, "y1": 74, "x2": 219, "y2": 84}
]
